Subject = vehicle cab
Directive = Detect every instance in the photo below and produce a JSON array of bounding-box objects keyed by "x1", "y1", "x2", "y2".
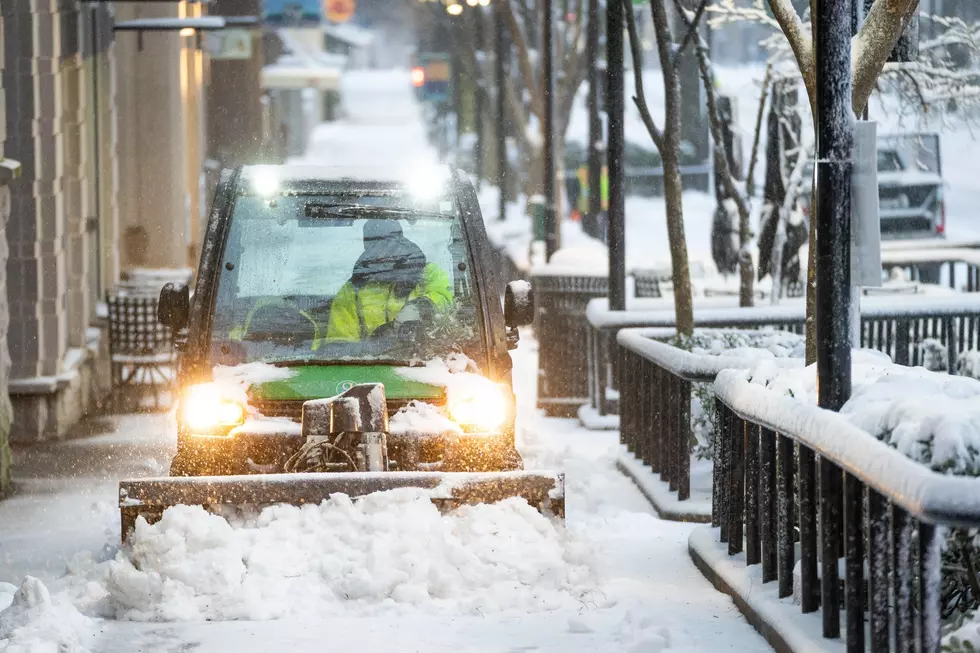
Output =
[{"x1": 158, "y1": 164, "x2": 533, "y2": 476}]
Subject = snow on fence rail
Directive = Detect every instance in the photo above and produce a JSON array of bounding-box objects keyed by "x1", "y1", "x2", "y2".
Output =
[
  {"x1": 587, "y1": 294, "x2": 980, "y2": 418},
  {"x1": 881, "y1": 246, "x2": 980, "y2": 291},
  {"x1": 708, "y1": 370, "x2": 980, "y2": 652}
]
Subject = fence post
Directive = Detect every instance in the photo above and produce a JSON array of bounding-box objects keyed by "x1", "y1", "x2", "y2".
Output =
[{"x1": 895, "y1": 318, "x2": 910, "y2": 367}]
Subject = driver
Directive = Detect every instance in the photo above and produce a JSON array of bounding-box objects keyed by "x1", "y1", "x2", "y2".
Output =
[{"x1": 325, "y1": 219, "x2": 452, "y2": 342}]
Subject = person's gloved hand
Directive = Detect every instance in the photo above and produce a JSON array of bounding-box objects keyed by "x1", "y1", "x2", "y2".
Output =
[{"x1": 395, "y1": 298, "x2": 435, "y2": 326}]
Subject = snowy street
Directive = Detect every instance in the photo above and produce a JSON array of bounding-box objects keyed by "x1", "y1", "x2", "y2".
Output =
[{"x1": 0, "y1": 71, "x2": 770, "y2": 653}]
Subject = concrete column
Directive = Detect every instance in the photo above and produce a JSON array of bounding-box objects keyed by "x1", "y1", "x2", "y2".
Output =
[
  {"x1": 3, "y1": 1, "x2": 69, "y2": 380},
  {"x1": 62, "y1": 2, "x2": 90, "y2": 349},
  {"x1": 114, "y1": 2, "x2": 189, "y2": 271},
  {"x1": 94, "y1": 5, "x2": 119, "y2": 293}
]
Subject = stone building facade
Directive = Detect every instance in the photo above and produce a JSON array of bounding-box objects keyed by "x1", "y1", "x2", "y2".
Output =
[
  {"x1": 0, "y1": 11, "x2": 18, "y2": 495},
  {"x1": 3, "y1": 2, "x2": 118, "y2": 442}
]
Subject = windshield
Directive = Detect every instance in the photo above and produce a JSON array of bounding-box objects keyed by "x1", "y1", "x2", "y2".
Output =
[{"x1": 210, "y1": 191, "x2": 485, "y2": 367}]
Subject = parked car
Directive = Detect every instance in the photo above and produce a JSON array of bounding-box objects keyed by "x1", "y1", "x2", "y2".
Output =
[{"x1": 801, "y1": 132, "x2": 945, "y2": 241}]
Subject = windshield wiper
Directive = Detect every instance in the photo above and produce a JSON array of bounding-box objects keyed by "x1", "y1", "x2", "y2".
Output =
[{"x1": 305, "y1": 204, "x2": 451, "y2": 220}]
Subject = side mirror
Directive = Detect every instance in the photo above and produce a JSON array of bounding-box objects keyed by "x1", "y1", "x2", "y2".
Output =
[
  {"x1": 504, "y1": 280, "x2": 534, "y2": 328},
  {"x1": 158, "y1": 282, "x2": 190, "y2": 332}
]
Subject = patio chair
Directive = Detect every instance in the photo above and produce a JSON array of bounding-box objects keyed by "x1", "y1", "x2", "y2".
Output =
[{"x1": 105, "y1": 292, "x2": 175, "y2": 411}]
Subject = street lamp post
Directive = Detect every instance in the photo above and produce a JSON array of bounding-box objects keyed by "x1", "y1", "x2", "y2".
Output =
[
  {"x1": 474, "y1": 8, "x2": 485, "y2": 190},
  {"x1": 586, "y1": 0, "x2": 602, "y2": 241},
  {"x1": 542, "y1": 0, "x2": 559, "y2": 260},
  {"x1": 814, "y1": 0, "x2": 854, "y2": 640},
  {"x1": 495, "y1": 2, "x2": 508, "y2": 222},
  {"x1": 606, "y1": 0, "x2": 625, "y2": 311}
]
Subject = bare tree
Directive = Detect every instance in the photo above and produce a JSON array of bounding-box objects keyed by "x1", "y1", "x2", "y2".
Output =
[
  {"x1": 706, "y1": 0, "x2": 980, "y2": 363},
  {"x1": 623, "y1": 0, "x2": 700, "y2": 334},
  {"x1": 428, "y1": 2, "x2": 590, "y2": 212}
]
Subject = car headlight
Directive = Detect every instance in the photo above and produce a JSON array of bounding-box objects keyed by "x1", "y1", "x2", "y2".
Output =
[
  {"x1": 448, "y1": 381, "x2": 509, "y2": 431},
  {"x1": 180, "y1": 383, "x2": 246, "y2": 436}
]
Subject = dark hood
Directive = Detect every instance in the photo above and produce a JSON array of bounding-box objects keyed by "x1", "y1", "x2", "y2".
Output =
[{"x1": 351, "y1": 219, "x2": 426, "y2": 298}]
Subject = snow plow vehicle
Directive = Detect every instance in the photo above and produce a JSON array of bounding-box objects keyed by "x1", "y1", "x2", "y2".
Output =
[{"x1": 118, "y1": 164, "x2": 564, "y2": 541}]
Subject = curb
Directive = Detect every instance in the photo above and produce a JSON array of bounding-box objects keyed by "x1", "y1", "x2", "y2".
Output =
[
  {"x1": 688, "y1": 526, "x2": 843, "y2": 653},
  {"x1": 616, "y1": 450, "x2": 711, "y2": 523}
]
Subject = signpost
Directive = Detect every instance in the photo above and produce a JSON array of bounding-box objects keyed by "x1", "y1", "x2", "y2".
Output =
[
  {"x1": 415, "y1": 53, "x2": 452, "y2": 104},
  {"x1": 203, "y1": 29, "x2": 253, "y2": 60}
]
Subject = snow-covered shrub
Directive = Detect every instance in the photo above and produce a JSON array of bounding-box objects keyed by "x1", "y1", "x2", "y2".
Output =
[
  {"x1": 957, "y1": 350, "x2": 980, "y2": 381},
  {"x1": 920, "y1": 338, "x2": 950, "y2": 373},
  {"x1": 667, "y1": 329, "x2": 806, "y2": 460}
]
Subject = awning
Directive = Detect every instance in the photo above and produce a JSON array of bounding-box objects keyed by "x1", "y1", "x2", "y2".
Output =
[
  {"x1": 261, "y1": 64, "x2": 342, "y2": 91},
  {"x1": 114, "y1": 17, "x2": 227, "y2": 31}
]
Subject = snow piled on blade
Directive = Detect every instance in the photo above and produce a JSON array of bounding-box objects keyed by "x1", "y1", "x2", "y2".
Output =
[
  {"x1": 0, "y1": 576, "x2": 94, "y2": 653},
  {"x1": 84, "y1": 491, "x2": 594, "y2": 623}
]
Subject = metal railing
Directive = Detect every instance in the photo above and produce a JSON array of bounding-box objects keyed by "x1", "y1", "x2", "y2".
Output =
[
  {"x1": 712, "y1": 369, "x2": 980, "y2": 651},
  {"x1": 617, "y1": 328, "x2": 802, "y2": 502},
  {"x1": 881, "y1": 244, "x2": 980, "y2": 291},
  {"x1": 589, "y1": 295, "x2": 980, "y2": 417}
]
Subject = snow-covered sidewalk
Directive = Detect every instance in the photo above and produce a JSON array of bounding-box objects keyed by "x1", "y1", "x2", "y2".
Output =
[
  {"x1": 0, "y1": 69, "x2": 770, "y2": 653},
  {"x1": 0, "y1": 334, "x2": 770, "y2": 653}
]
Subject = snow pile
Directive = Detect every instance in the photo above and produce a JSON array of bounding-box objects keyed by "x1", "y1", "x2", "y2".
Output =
[
  {"x1": 86, "y1": 491, "x2": 595, "y2": 622},
  {"x1": 667, "y1": 329, "x2": 806, "y2": 460},
  {"x1": 532, "y1": 244, "x2": 609, "y2": 276},
  {"x1": 0, "y1": 577, "x2": 94, "y2": 653},
  {"x1": 389, "y1": 401, "x2": 460, "y2": 436},
  {"x1": 682, "y1": 329, "x2": 806, "y2": 360}
]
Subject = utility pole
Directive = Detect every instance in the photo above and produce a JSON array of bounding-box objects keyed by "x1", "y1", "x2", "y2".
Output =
[
  {"x1": 586, "y1": 0, "x2": 602, "y2": 240},
  {"x1": 814, "y1": 0, "x2": 854, "y2": 642},
  {"x1": 543, "y1": 0, "x2": 559, "y2": 260},
  {"x1": 474, "y1": 8, "x2": 485, "y2": 190},
  {"x1": 606, "y1": 0, "x2": 626, "y2": 311},
  {"x1": 495, "y1": 3, "x2": 508, "y2": 221}
]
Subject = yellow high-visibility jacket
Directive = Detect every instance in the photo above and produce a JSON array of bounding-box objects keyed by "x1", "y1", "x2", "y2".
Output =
[{"x1": 325, "y1": 262, "x2": 453, "y2": 342}]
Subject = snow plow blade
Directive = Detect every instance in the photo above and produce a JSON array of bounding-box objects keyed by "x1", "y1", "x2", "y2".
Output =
[{"x1": 118, "y1": 471, "x2": 564, "y2": 541}]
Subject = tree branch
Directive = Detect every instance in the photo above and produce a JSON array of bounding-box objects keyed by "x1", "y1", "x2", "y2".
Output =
[
  {"x1": 623, "y1": 0, "x2": 665, "y2": 151},
  {"x1": 852, "y1": 0, "x2": 921, "y2": 115},
  {"x1": 765, "y1": 0, "x2": 815, "y2": 108},
  {"x1": 496, "y1": 0, "x2": 545, "y2": 122},
  {"x1": 673, "y1": 0, "x2": 709, "y2": 68},
  {"x1": 745, "y1": 64, "x2": 772, "y2": 199},
  {"x1": 671, "y1": 0, "x2": 751, "y2": 227}
]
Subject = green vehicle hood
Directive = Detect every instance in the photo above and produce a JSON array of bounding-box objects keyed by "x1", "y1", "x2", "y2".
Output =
[{"x1": 248, "y1": 365, "x2": 445, "y2": 402}]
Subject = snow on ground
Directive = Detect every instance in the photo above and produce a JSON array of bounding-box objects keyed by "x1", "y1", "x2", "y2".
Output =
[{"x1": 0, "y1": 69, "x2": 770, "y2": 653}]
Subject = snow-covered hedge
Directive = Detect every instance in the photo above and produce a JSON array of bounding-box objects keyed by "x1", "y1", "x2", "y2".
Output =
[{"x1": 666, "y1": 329, "x2": 806, "y2": 460}]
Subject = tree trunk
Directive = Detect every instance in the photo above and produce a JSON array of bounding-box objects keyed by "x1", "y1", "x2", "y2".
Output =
[{"x1": 664, "y1": 147, "x2": 695, "y2": 335}]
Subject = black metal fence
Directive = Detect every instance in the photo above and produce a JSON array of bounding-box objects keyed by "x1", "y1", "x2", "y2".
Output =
[
  {"x1": 533, "y1": 274, "x2": 609, "y2": 415},
  {"x1": 711, "y1": 369, "x2": 980, "y2": 651}
]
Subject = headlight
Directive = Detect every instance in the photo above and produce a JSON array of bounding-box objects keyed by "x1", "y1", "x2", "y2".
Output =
[
  {"x1": 448, "y1": 381, "x2": 509, "y2": 431},
  {"x1": 180, "y1": 383, "x2": 246, "y2": 435}
]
